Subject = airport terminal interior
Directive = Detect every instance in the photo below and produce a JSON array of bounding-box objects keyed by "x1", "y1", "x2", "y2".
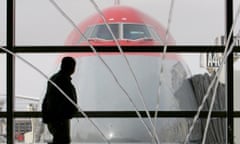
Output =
[{"x1": 0, "y1": 0, "x2": 240, "y2": 143}]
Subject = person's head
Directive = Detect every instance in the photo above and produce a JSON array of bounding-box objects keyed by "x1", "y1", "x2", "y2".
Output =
[{"x1": 60, "y1": 56, "x2": 76, "y2": 75}]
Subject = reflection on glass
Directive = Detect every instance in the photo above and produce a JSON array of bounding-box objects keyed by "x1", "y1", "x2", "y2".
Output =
[
  {"x1": 234, "y1": 53, "x2": 240, "y2": 110},
  {"x1": 0, "y1": 54, "x2": 6, "y2": 112}
]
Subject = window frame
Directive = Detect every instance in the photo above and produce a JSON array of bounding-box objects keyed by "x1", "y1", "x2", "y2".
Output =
[{"x1": 1, "y1": 0, "x2": 239, "y2": 144}]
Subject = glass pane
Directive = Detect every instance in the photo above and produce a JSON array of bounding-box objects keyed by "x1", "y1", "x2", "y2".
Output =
[
  {"x1": 235, "y1": 118, "x2": 240, "y2": 144},
  {"x1": 0, "y1": 54, "x2": 6, "y2": 111},
  {"x1": 0, "y1": 118, "x2": 6, "y2": 143},
  {"x1": 16, "y1": 0, "x2": 224, "y2": 46},
  {"x1": 168, "y1": 0, "x2": 225, "y2": 45},
  {"x1": 234, "y1": 0, "x2": 240, "y2": 36},
  {"x1": 74, "y1": 52, "x2": 226, "y2": 111},
  {"x1": 15, "y1": 53, "x2": 227, "y2": 111},
  {"x1": 233, "y1": 0, "x2": 240, "y2": 111},
  {"x1": 30, "y1": 118, "x2": 226, "y2": 143},
  {"x1": 75, "y1": 53, "x2": 197, "y2": 111},
  {"x1": 234, "y1": 53, "x2": 240, "y2": 110},
  {"x1": 184, "y1": 52, "x2": 226, "y2": 111},
  {"x1": 15, "y1": 54, "x2": 59, "y2": 111},
  {"x1": 0, "y1": 0, "x2": 6, "y2": 46}
]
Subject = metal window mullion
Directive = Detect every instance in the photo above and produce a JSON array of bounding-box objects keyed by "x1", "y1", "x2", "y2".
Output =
[
  {"x1": 226, "y1": 0, "x2": 234, "y2": 143},
  {"x1": 13, "y1": 45, "x2": 226, "y2": 53},
  {"x1": 6, "y1": 0, "x2": 15, "y2": 144}
]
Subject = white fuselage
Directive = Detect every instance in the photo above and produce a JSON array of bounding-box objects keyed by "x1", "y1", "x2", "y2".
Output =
[{"x1": 68, "y1": 54, "x2": 202, "y2": 143}]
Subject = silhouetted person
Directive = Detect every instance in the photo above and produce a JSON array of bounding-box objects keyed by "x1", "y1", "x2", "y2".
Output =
[{"x1": 42, "y1": 56, "x2": 78, "y2": 144}]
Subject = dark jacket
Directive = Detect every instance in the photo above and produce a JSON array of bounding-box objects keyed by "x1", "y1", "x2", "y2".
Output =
[{"x1": 42, "y1": 70, "x2": 78, "y2": 123}]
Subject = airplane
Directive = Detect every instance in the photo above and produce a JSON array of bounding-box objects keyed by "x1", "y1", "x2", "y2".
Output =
[
  {"x1": 64, "y1": 4, "x2": 175, "y2": 47},
  {"x1": 0, "y1": 1, "x2": 225, "y2": 144},
  {"x1": 53, "y1": 3, "x2": 203, "y2": 144}
]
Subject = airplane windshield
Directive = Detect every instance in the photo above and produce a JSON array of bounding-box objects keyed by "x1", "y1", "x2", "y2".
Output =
[
  {"x1": 123, "y1": 24, "x2": 152, "y2": 40},
  {"x1": 89, "y1": 24, "x2": 119, "y2": 40},
  {"x1": 79, "y1": 23, "x2": 162, "y2": 43}
]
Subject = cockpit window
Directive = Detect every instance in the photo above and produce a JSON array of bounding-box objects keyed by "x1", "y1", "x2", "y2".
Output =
[
  {"x1": 123, "y1": 24, "x2": 152, "y2": 40},
  {"x1": 89, "y1": 24, "x2": 119, "y2": 40},
  {"x1": 79, "y1": 23, "x2": 162, "y2": 43}
]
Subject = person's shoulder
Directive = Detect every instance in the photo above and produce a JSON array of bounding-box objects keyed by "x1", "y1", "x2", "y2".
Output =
[
  {"x1": 51, "y1": 72, "x2": 70, "y2": 82},
  {"x1": 49, "y1": 72, "x2": 61, "y2": 81}
]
